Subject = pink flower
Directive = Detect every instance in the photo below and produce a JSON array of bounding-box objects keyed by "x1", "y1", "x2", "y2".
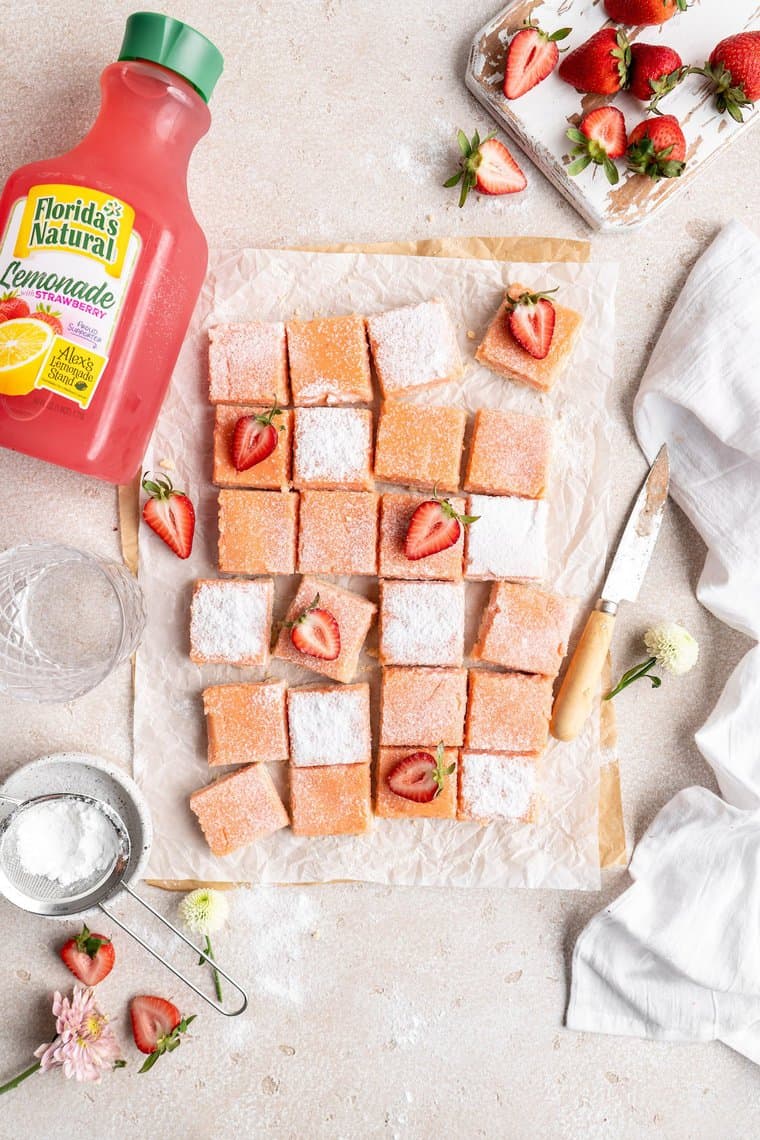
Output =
[{"x1": 34, "y1": 985, "x2": 123, "y2": 1083}]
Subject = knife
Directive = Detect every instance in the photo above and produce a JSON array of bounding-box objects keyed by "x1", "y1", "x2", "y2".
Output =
[{"x1": 550, "y1": 444, "x2": 670, "y2": 743}]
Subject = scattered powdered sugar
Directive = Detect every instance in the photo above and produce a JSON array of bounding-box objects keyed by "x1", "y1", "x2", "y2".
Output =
[
  {"x1": 15, "y1": 799, "x2": 118, "y2": 887},
  {"x1": 293, "y1": 407, "x2": 372, "y2": 486},
  {"x1": 190, "y1": 579, "x2": 272, "y2": 664},
  {"x1": 459, "y1": 753, "x2": 536, "y2": 823},
  {"x1": 228, "y1": 887, "x2": 321, "y2": 1008},
  {"x1": 380, "y1": 581, "x2": 465, "y2": 666},
  {"x1": 288, "y1": 686, "x2": 370, "y2": 766},
  {"x1": 367, "y1": 300, "x2": 462, "y2": 395},
  {"x1": 465, "y1": 495, "x2": 549, "y2": 580}
]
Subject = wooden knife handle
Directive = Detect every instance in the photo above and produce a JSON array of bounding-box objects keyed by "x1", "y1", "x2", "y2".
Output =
[{"x1": 550, "y1": 608, "x2": 616, "y2": 743}]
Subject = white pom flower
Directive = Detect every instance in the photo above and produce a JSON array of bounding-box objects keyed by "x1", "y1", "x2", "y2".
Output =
[
  {"x1": 178, "y1": 887, "x2": 229, "y2": 935},
  {"x1": 643, "y1": 622, "x2": 699, "y2": 676}
]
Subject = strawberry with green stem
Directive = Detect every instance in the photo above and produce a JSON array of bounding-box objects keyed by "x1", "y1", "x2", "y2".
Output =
[
  {"x1": 284, "y1": 593, "x2": 341, "y2": 661},
  {"x1": 444, "y1": 129, "x2": 527, "y2": 207},
  {"x1": 626, "y1": 115, "x2": 686, "y2": 180},
  {"x1": 386, "y1": 743, "x2": 456, "y2": 803},
  {"x1": 130, "y1": 995, "x2": 195, "y2": 1073},
  {"x1": 404, "y1": 489, "x2": 479, "y2": 561},
  {"x1": 142, "y1": 471, "x2": 196, "y2": 559},
  {"x1": 232, "y1": 399, "x2": 285, "y2": 471},
  {"x1": 503, "y1": 21, "x2": 572, "y2": 100},
  {"x1": 505, "y1": 285, "x2": 559, "y2": 359},
  {"x1": 689, "y1": 32, "x2": 760, "y2": 123},
  {"x1": 31, "y1": 304, "x2": 63, "y2": 336},
  {"x1": 567, "y1": 106, "x2": 627, "y2": 186},
  {"x1": 59, "y1": 924, "x2": 115, "y2": 986},
  {"x1": 558, "y1": 27, "x2": 631, "y2": 95},
  {"x1": 0, "y1": 291, "x2": 30, "y2": 322}
]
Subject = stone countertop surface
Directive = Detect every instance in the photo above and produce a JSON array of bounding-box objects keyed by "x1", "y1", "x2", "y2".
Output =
[{"x1": 0, "y1": 2, "x2": 757, "y2": 1137}]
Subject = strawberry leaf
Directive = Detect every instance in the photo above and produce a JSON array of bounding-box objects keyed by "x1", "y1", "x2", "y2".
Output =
[
  {"x1": 443, "y1": 171, "x2": 463, "y2": 187},
  {"x1": 457, "y1": 129, "x2": 471, "y2": 157}
]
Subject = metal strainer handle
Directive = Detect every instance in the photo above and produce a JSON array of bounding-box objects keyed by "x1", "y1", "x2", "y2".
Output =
[{"x1": 100, "y1": 884, "x2": 248, "y2": 1017}]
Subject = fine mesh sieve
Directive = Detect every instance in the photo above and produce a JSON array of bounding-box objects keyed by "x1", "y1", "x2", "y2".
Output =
[{"x1": 0, "y1": 792, "x2": 247, "y2": 1016}]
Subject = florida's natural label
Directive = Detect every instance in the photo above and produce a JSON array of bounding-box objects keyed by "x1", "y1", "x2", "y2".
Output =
[{"x1": 0, "y1": 184, "x2": 140, "y2": 407}]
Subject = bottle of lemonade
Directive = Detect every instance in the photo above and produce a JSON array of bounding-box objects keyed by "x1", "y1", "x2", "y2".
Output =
[{"x1": 0, "y1": 12, "x2": 222, "y2": 484}]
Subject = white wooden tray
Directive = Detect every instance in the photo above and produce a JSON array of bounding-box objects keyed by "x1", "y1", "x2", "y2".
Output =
[{"x1": 466, "y1": 0, "x2": 760, "y2": 230}]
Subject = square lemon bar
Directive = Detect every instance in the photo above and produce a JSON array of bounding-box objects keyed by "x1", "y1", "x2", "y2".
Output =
[
  {"x1": 465, "y1": 670, "x2": 552, "y2": 755},
  {"x1": 287, "y1": 683, "x2": 372, "y2": 767},
  {"x1": 203, "y1": 679, "x2": 289, "y2": 767},
  {"x1": 189, "y1": 764, "x2": 289, "y2": 856},
  {"x1": 375, "y1": 746, "x2": 458, "y2": 820},
  {"x1": 374, "y1": 403, "x2": 466, "y2": 493},
  {"x1": 273, "y1": 575, "x2": 376, "y2": 684},
  {"x1": 457, "y1": 752, "x2": 539, "y2": 824},
  {"x1": 472, "y1": 581, "x2": 577, "y2": 677},
  {"x1": 212, "y1": 405, "x2": 292, "y2": 491},
  {"x1": 464, "y1": 408, "x2": 551, "y2": 499},
  {"x1": 297, "y1": 490, "x2": 379, "y2": 576},
  {"x1": 190, "y1": 578, "x2": 273, "y2": 670},
  {"x1": 292, "y1": 407, "x2": 374, "y2": 490},
  {"x1": 475, "y1": 286, "x2": 582, "y2": 393},
  {"x1": 218, "y1": 490, "x2": 298, "y2": 576},
  {"x1": 208, "y1": 321, "x2": 289, "y2": 405},
  {"x1": 286, "y1": 314, "x2": 373, "y2": 406},
  {"x1": 367, "y1": 300, "x2": 462, "y2": 399},
  {"x1": 378, "y1": 492, "x2": 465, "y2": 581},
  {"x1": 289, "y1": 763, "x2": 372, "y2": 837}
]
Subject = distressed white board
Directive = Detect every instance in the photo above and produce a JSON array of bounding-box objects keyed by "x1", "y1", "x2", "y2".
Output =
[{"x1": 466, "y1": 0, "x2": 760, "y2": 229}]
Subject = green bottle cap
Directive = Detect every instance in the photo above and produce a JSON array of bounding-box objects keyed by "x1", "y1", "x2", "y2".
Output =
[{"x1": 118, "y1": 12, "x2": 223, "y2": 103}]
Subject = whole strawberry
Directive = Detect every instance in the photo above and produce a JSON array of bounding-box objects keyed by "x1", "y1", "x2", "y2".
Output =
[
  {"x1": 444, "y1": 129, "x2": 526, "y2": 206},
  {"x1": 0, "y1": 291, "x2": 30, "y2": 323},
  {"x1": 628, "y1": 43, "x2": 684, "y2": 104},
  {"x1": 558, "y1": 27, "x2": 631, "y2": 95},
  {"x1": 604, "y1": 0, "x2": 687, "y2": 25},
  {"x1": 503, "y1": 22, "x2": 571, "y2": 100},
  {"x1": 627, "y1": 115, "x2": 686, "y2": 180},
  {"x1": 30, "y1": 304, "x2": 63, "y2": 336},
  {"x1": 695, "y1": 32, "x2": 760, "y2": 122}
]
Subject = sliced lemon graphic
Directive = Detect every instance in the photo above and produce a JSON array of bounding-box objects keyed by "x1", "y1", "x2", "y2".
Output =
[{"x1": 0, "y1": 318, "x2": 54, "y2": 397}]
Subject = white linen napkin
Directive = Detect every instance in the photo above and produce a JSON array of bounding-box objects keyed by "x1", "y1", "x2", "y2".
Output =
[{"x1": 566, "y1": 220, "x2": 760, "y2": 1059}]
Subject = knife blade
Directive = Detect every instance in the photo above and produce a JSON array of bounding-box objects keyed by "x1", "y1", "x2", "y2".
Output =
[
  {"x1": 550, "y1": 445, "x2": 670, "y2": 743},
  {"x1": 600, "y1": 443, "x2": 670, "y2": 608}
]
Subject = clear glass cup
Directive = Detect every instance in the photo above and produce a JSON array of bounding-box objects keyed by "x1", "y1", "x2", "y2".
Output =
[{"x1": 0, "y1": 543, "x2": 146, "y2": 703}]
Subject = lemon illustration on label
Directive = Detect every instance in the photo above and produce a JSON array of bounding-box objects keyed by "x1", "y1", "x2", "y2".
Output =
[{"x1": 0, "y1": 318, "x2": 54, "y2": 396}]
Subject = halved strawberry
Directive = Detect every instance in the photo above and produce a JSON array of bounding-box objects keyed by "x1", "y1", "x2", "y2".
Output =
[
  {"x1": 506, "y1": 286, "x2": 558, "y2": 360},
  {"x1": 0, "y1": 291, "x2": 30, "y2": 323},
  {"x1": 141, "y1": 472, "x2": 195, "y2": 559},
  {"x1": 445, "y1": 130, "x2": 527, "y2": 207},
  {"x1": 503, "y1": 23, "x2": 571, "y2": 100},
  {"x1": 30, "y1": 304, "x2": 63, "y2": 336},
  {"x1": 130, "y1": 995, "x2": 195, "y2": 1073},
  {"x1": 567, "y1": 106, "x2": 627, "y2": 186},
  {"x1": 387, "y1": 743, "x2": 455, "y2": 803},
  {"x1": 286, "y1": 593, "x2": 340, "y2": 661},
  {"x1": 231, "y1": 401, "x2": 284, "y2": 471},
  {"x1": 627, "y1": 115, "x2": 686, "y2": 180},
  {"x1": 59, "y1": 924, "x2": 115, "y2": 986},
  {"x1": 404, "y1": 493, "x2": 479, "y2": 561}
]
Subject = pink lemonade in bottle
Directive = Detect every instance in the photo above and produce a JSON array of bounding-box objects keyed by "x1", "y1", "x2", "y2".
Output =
[{"x1": 0, "y1": 13, "x2": 223, "y2": 483}]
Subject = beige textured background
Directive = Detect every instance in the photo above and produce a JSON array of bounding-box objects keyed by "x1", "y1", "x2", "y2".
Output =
[{"x1": 0, "y1": 2, "x2": 757, "y2": 1137}]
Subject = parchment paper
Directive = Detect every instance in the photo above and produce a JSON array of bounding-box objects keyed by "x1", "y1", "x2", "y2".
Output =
[{"x1": 132, "y1": 246, "x2": 618, "y2": 889}]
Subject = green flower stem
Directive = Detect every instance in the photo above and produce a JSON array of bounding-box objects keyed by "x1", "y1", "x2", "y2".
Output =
[
  {"x1": 605, "y1": 656, "x2": 661, "y2": 701},
  {"x1": 0, "y1": 1060, "x2": 41, "y2": 1096},
  {"x1": 202, "y1": 935, "x2": 223, "y2": 1003}
]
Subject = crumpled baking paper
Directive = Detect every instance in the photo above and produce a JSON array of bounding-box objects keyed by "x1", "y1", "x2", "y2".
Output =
[{"x1": 133, "y1": 248, "x2": 617, "y2": 889}]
